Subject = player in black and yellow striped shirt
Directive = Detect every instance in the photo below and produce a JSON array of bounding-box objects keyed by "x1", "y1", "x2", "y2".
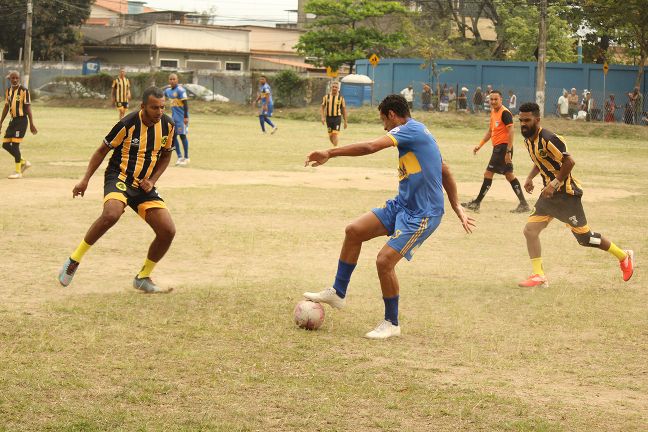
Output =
[
  {"x1": 517, "y1": 102, "x2": 634, "y2": 288},
  {"x1": 111, "y1": 68, "x2": 131, "y2": 119},
  {"x1": 58, "y1": 87, "x2": 177, "y2": 294},
  {"x1": 320, "y1": 81, "x2": 347, "y2": 146},
  {"x1": 0, "y1": 70, "x2": 37, "y2": 179}
]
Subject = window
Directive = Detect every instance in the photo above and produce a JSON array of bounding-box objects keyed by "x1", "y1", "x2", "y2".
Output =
[
  {"x1": 187, "y1": 60, "x2": 221, "y2": 71},
  {"x1": 225, "y1": 62, "x2": 242, "y2": 71},
  {"x1": 159, "y1": 59, "x2": 179, "y2": 69}
]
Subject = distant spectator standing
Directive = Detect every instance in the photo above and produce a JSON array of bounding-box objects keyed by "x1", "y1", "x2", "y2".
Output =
[
  {"x1": 557, "y1": 90, "x2": 569, "y2": 118},
  {"x1": 421, "y1": 84, "x2": 433, "y2": 111},
  {"x1": 400, "y1": 85, "x2": 415, "y2": 110},
  {"x1": 448, "y1": 87, "x2": 456, "y2": 111},
  {"x1": 567, "y1": 88, "x2": 579, "y2": 119},
  {"x1": 439, "y1": 86, "x2": 449, "y2": 112},
  {"x1": 458, "y1": 87, "x2": 468, "y2": 112},
  {"x1": 629, "y1": 87, "x2": 643, "y2": 125},
  {"x1": 604, "y1": 94, "x2": 617, "y2": 122},
  {"x1": 484, "y1": 85, "x2": 493, "y2": 112},
  {"x1": 584, "y1": 92, "x2": 596, "y2": 121},
  {"x1": 111, "y1": 68, "x2": 131, "y2": 120},
  {"x1": 473, "y1": 87, "x2": 483, "y2": 113},
  {"x1": 508, "y1": 90, "x2": 517, "y2": 114}
]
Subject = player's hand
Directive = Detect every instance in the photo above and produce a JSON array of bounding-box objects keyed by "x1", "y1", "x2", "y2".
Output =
[
  {"x1": 305, "y1": 150, "x2": 330, "y2": 167},
  {"x1": 139, "y1": 179, "x2": 155, "y2": 193},
  {"x1": 321, "y1": 117, "x2": 325, "y2": 125},
  {"x1": 524, "y1": 177, "x2": 534, "y2": 194},
  {"x1": 73, "y1": 180, "x2": 88, "y2": 198},
  {"x1": 540, "y1": 184, "x2": 555, "y2": 198},
  {"x1": 454, "y1": 206, "x2": 476, "y2": 234},
  {"x1": 30, "y1": 124, "x2": 38, "y2": 135},
  {"x1": 473, "y1": 145, "x2": 480, "y2": 155},
  {"x1": 184, "y1": 118, "x2": 189, "y2": 125},
  {"x1": 343, "y1": 121, "x2": 348, "y2": 129},
  {"x1": 504, "y1": 152, "x2": 512, "y2": 164}
]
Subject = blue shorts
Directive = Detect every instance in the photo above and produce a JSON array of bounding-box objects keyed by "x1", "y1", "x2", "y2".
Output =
[
  {"x1": 173, "y1": 118, "x2": 188, "y2": 135},
  {"x1": 260, "y1": 104, "x2": 273, "y2": 117},
  {"x1": 372, "y1": 199, "x2": 442, "y2": 261}
]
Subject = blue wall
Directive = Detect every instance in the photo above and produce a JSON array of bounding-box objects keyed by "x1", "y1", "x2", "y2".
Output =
[{"x1": 357, "y1": 58, "x2": 647, "y2": 116}]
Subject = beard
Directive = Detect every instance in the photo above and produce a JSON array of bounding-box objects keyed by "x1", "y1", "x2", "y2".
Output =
[{"x1": 521, "y1": 125, "x2": 537, "y2": 138}]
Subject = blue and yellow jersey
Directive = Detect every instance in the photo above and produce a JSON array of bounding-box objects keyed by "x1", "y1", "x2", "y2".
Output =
[
  {"x1": 260, "y1": 83, "x2": 273, "y2": 105},
  {"x1": 163, "y1": 85, "x2": 188, "y2": 121},
  {"x1": 386, "y1": 119, "x2": 444, "y2": 217}
]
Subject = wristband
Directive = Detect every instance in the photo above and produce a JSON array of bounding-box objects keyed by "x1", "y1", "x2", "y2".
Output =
[
  {"x1": 549, "y1": 178, "x2": 561, "y2": 189},
  {"x1": 478, "y1": 139, "x2": 486, "y2": 147}
]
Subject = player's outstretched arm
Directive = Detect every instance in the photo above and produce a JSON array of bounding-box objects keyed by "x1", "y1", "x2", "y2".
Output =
[
  {"x1": 442, "y1": 162, "x2": 476, "y2": 234},
  {"x1": 73, "y1": 143, "x2": 111, "y2": 198},
  {"x1": 305, "y1": 135, "x2": 394, "y2": 167}
]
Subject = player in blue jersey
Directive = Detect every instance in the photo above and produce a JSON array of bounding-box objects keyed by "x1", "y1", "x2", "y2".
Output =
[
  {"x1": 164, "y1": 74, "x2": 190, "y2": 166},
  {"x1": 304, "y1": 94, "x2": 475, "y2": 339},
  {"x1": 254, "y1": 75, "x2": 277, "y2": 134}
]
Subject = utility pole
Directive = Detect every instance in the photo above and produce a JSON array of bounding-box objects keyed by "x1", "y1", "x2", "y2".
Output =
[
  {"x1": 23, "y1": 0, "x2": 33, "y2": 88},
  {"x1": 535, "y1": 0, "x2": 547, "y2": 116}
]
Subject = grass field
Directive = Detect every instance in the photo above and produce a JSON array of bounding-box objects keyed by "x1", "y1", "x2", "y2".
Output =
[{"x1": 0, "y1": 104, "x2": 647, "y2": 431}]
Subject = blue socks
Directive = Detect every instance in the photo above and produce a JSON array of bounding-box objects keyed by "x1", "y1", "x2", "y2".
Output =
[
  {"x1": 179, "y1": 134, "x2": 189, "y2": 158},
  {"x1": 383, "y1": 295, "x2": 399, "y2": 326},
  {"x1": 332, "y1": 260, "x2": 356, "y2": 298}
]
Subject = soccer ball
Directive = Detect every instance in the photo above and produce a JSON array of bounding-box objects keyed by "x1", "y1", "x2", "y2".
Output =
[{"x1": 293, "y1": 300, "x2": 325, "y2": 330}]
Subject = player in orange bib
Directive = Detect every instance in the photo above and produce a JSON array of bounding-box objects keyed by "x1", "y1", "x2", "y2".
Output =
[{"x1": 462, "y1": 90, "x2": 530, "y2": 213}]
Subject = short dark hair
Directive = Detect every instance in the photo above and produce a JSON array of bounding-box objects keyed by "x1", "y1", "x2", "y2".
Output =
[
  {"x1": 378, "y1": 94, "x2": 410, "y2": 118},
  {"x1": 519, "y1": 102, "x2": 540, "y2": 117},
  {"x1": 490, "y1": 90, "x2": 502, "y2": 96},
  {"x1": 142, "y1": 86, "x2": 164, "y2": 104}
]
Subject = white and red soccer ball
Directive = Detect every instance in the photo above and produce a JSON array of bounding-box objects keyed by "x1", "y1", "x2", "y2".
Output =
[{"x1": 294, "y1": 300, "x2": 325, "y2": 330}]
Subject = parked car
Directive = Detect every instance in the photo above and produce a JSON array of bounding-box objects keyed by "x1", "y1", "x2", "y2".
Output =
[
  {"x1": 33, "y1": 81, "x2": 107, "y2": 99},
  {"x1": 163, "y1": 83, "x2": 229, "y2": 102}
]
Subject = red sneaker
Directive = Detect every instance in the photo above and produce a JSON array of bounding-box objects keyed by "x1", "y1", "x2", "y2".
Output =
[
  {"x1": 518, "y1": 274, "x2": 549, "y2": 288},
  {"x1": 620, "y1": 250, "x2": 634, "y2": 282}
]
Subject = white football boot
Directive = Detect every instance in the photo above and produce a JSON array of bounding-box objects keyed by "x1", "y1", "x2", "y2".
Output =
[
  {"x1": 303, "y1": 287, "x2": 345, "y2": 309},
  {"x1": 365, "y1": 320, "x2": 401, "y2": 340}
]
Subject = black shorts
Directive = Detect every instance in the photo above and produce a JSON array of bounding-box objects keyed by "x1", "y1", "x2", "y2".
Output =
[
  {"x1": 3, "y1": 116, "x2": 28, "y2": 143},
  {"x1": 116, "y1": 102, "x2": 129, "y2": 108},
  {"x1": 103, "y1": 170, "x2": 167, "y2": 219},
  {"x1": 486, "y1": 144, "x2": 513, "y2": 174},
  {"x1": 326, "y1": 116, "x2": 341, "y2": 134},
  {"x1": 529, "y1": 193, "x2": 588, "y2": 229}
]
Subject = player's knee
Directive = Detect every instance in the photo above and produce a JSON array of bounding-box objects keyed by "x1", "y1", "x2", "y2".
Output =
[
  {"x1": 157, "y1": 222, "x2": 176, "y2": 242},
  {"x1": 344, "y1": 223, "x2": 363, "y2": 241},
  {"x1": 2, "y1": 142, "x2": 11, "y2": 151},
  {"x1": 99, "y1": 208, "x2": 123, "y2": 226},
  {"x1": 375, "y1": 253, "x2": 395, "y2": 273},
  {"x1": 573, "y1": 230, "x2": 602, "y2": 247},
  {"x1": 523, "y1": 224, "x2": 539, "y2": 239}
]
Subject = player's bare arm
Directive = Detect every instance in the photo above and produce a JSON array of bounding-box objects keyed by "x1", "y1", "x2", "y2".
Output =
[
  {"x1": 305, "y1": 135, "x2": 394, "y2": 167},
  {"x1": 474, "y1": 129, "x2": 491, "y2": 154},
  {"x1": 320, "y1": 104, "x2": 326, "y2": 125},
  {"x1": 524, "y1": 165, "x2": 541, "y2": 193},
  {"x1": 0, "y1": 104, "x2": 8, "y2": 130},
  {"x1": 541, "y1": 154, "x2": 575, "y2": 198},
  {"x1": 442, "y1": 162, "x2": 476, "y2": 233},
  {"x1": 504, "y1": 124, "x2": 514, "y2": 164},
  {"x1": 25, "y1": 104, "x2": 37, "y2": 134},
  {"x1": 140, "y1": 150, "x2": 172, "y2": 193},
  {"x1": 342, "y1": 105, "x2": 348, "y2": 129},
  {"x1": 73, "y1": 143, "x2": 111, "y2": 198}
]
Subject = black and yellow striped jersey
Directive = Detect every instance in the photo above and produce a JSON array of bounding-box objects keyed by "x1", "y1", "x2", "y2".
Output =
[
  {"x1": 322, "y1": 93, "x2": 346, "y2": 117},
  {"x1": 4, "y1": 86, "x2": 31, "y2": 118},
  {"x1": 103, "y1": 110, "x2": 175, "y2": 187},
  {"x1": 112, "y1": 77, "x2": 131, "y2": 103},
  {"x1": 524, "y1": 127, "x2": 582, "y2": 196}
]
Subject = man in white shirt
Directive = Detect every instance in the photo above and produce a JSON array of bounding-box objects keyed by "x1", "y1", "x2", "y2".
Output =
[
  {"x1": 508, "y1": 90, "x2": 517, "y2": 113},
  {"x1": 400, "y1": 85, "x2": 414, "y2": 109},
  {"x1": 557, "y1": 90, "x2": 569, "y2": 118}
]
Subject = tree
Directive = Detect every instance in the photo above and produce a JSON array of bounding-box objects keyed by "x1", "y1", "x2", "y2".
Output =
[
  {"x1": 295, "y1": 0, "x2": 409, "y2": 72},
  {"x1": 0, "y1": 0, "x2": 91, "y2": 60},
  {"x1": 273, "y1": 70, "x2": 306, "y2": 107},
  {"x1": 497, "y1": 2, "x2": 577, "y2": 63}
]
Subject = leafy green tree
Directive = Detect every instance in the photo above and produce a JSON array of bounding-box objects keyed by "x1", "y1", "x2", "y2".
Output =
[
  {"x1": 273, "y1": 70, "x2": 306, "y2": 107},
  {"x1": 0, "y1": 0, "x2": 91, "y2": 60},
  {"x1": 497, "y1": 3, "x2": 577, "y2": 63},
  {"x1": 296, "y1": 0, "x2": 409, "y2": 72}
]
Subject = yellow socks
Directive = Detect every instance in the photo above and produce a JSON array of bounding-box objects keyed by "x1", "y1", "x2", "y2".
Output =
[
  {"x1": 137, "y1": 258, "x2": 157, "y2": 279},
  {"x1": 15, "y1": 162, "x2": 21, "y2": 173},
  {"x1": 607, "y1": 243, "x2": 627, "y2": 261},
  {"x1": 70, "y1": 240, "x2": 92, "y2": 262},
  {"x1": 531, "y1": 257, "x2": 544, "y2": 276}
]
